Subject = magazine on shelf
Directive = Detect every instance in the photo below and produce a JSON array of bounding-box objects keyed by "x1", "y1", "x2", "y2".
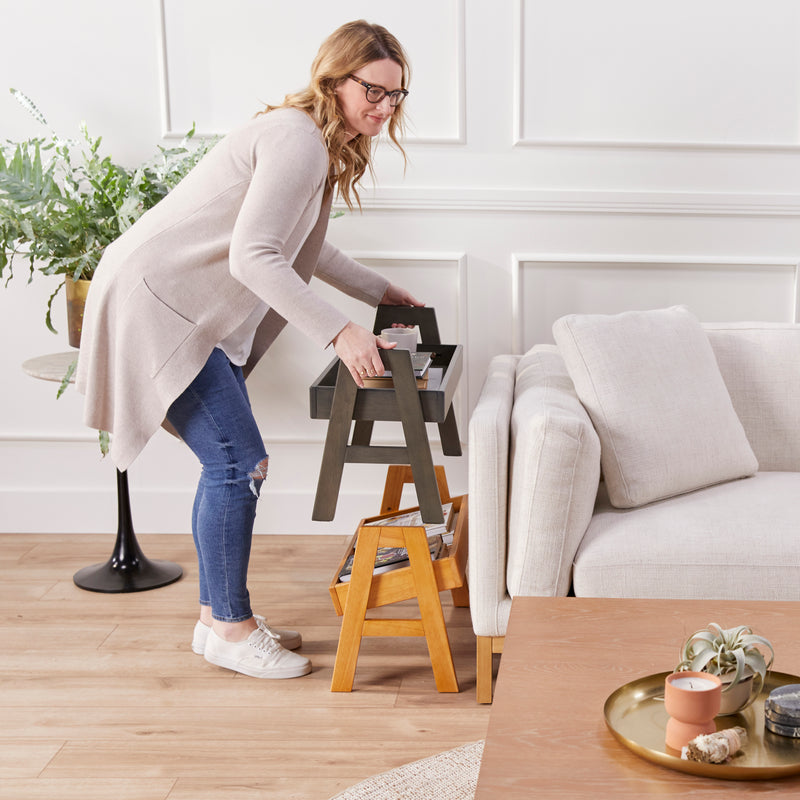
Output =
[
  {"x1": 365, "y1": 502, "x2": 454, "y2": 537},
  {"x1": 338, "y1": 534, "x2": 444, "y2": 583},
  {"x1": 385, "y1": 351, "x2": 433, "y2": 377},
  {"x1": 361, "y1": 352, "x2": 433, "y2": 389}
]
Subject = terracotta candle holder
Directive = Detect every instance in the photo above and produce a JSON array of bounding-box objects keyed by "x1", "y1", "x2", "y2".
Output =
[{"x1": 664, "y1": 671, "x2": 722, "y2": 751}]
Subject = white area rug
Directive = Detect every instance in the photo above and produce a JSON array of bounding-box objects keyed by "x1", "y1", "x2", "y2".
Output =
[{"x1": 329, "y1": 740, "x2": 485, "y2": 800}]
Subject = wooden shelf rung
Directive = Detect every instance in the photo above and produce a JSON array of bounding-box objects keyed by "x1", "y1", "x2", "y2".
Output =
[
  {"x1": 362, "y1": 619, "x2": 425, "y2": 637},
  {"x1": 345, "y1": 445, "x2": 409, "y2": 463}
]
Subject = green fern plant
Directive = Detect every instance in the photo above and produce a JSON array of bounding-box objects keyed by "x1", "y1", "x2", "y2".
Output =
[
  {"x1": 0, "y1": 88, "x2": 216, "y2": 332},
  {"x1": 2, "y1": 90, "x2": 216, "y2": 457}
]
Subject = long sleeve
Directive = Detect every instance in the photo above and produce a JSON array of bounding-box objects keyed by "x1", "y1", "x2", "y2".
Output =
[
  {"x1": 314, "y1": 239, "x2": 390, "y2": 306},
  {"x1": 228, "y1": 117, "x2": 350, "y2": 348}
]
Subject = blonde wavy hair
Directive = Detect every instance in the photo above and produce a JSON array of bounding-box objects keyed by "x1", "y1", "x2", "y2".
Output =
[{"x1": 263, "y1": 20, "x2": 409, "y2": 210}]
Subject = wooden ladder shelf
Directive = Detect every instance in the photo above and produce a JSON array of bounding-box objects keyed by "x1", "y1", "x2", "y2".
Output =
[{"x1": 329, "y1": 465, "x2": 469, "y2": 693}]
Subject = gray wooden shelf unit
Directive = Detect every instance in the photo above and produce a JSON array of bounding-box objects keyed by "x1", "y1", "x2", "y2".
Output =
[{"x1": 309, "y1": 306, "x2": 462, "y2": 523}]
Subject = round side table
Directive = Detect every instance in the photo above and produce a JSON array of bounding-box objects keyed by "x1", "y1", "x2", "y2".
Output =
[{"x1": 22, "y1": 352, "x2": 182, "y2": 593}]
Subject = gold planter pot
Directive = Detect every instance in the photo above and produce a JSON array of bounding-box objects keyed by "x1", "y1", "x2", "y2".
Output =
[{"x1": 65, "y1": 277, "x2": 91, "y2": 349}]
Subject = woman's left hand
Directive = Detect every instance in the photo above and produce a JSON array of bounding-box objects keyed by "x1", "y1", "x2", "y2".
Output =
[{"x1": 380, "y1": 283, "x2": 424, "y2": 307}]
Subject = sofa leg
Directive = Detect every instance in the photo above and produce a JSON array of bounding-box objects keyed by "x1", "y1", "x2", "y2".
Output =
[
  {"x1": 476, "y1": 636, "x2": 505, "y2": 703},
  {"x1": 476, "y1": 636, "x2": 503, "y2": 703}
]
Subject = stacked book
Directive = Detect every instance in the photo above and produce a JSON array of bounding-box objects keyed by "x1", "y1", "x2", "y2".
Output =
[
  {"x1": 361, "y1": 352, "x2": 433, "y2": 389},
  {"x1": 338, "y1": 502, "x2": 456, "y2": 583}
]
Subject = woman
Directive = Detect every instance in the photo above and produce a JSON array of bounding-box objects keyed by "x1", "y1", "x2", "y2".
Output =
[{"x1": 76, "y1": 20, "x2": 419, "y2": 679}]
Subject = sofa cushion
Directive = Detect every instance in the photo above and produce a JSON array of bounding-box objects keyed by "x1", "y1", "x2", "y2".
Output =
[
  {"x1": 552, "y1": 306, "x2": 758, "y2": 508},
  {"x1": 506, "y1": 346, "x2": 601, "y2": 597},
  {"x1": 573, "y1": 472, "x2": 800, "y2": 599},
  {"x1": 705, "y1": 323, "x2": 800, "y2": 472}
]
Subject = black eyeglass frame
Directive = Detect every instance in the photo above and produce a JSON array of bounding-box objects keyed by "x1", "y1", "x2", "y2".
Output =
[{"x1": 347, "y1": 74, "x2": 409, "y2": 107}]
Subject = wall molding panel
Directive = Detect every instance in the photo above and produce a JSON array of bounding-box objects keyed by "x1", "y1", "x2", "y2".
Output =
[
  {"x1": 513, "y1": 0, "x2": 800, "y2": 151},
  {"x1": 512, "y1": 254, "x2": 800, "y2": 352},
  {"x1": 157, "y1": 0, "x2": 467, "y2": 144},
  {"x1": 342, "y1": 187, "x2": 800, "y2": 217}
]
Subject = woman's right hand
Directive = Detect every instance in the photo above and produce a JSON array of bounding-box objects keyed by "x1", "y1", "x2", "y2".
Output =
[{"x1": 332, "y1": 321, "x2": 396, "y2": 388}]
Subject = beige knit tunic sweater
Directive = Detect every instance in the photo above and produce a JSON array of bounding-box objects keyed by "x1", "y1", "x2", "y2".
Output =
[{"x1": 76, "y1": 108, "x2": 389, "y2": 470}]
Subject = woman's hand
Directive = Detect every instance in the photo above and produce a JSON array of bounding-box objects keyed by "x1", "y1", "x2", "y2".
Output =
[
  {"x1": 332, "y1": 321, "x2": 396, "y2": 388},
  {"x1": 332, "y1": 285, "x2": 423, "y2": 386},
  {"x1": 380, "y1": 283, "x2": 424, "y2": 307}
]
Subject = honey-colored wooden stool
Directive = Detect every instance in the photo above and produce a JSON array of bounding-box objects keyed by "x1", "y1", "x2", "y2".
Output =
[{"x1": 329, "y1": 465, "x2": 469, "y2": 693}]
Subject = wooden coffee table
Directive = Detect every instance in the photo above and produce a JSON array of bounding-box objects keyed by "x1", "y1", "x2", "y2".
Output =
[{"x1": 475, "y1": 597, "x2": 800, "y2": 797}]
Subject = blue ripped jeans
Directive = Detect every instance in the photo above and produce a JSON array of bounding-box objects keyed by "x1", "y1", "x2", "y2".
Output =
[{"x1": 166, "y1": 347, "x2": 267, "y2": 622}]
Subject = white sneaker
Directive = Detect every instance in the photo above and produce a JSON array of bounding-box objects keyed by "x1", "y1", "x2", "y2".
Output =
[
  {"x1": 192, "y1": 616, "x2": 302, "y2": 655},
  {"x1": 204, "y1": 627, "x2": 312, "y2": 679}
]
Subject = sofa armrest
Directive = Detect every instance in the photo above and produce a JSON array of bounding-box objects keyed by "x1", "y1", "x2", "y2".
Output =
[
  {"x1": 468, "y1": 354, "x2": 519, "y2": 638},
  {"x1": 507, "y1": 346, "x2": 601, "y2": 598}
]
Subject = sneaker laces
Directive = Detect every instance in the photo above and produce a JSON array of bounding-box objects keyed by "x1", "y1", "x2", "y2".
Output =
[
  {"x1": 248, "y1": 627, "x2": 282, "y2": 655},
  {"x1": 255, "y1": 617, "x2": 280, "y2": 638}
]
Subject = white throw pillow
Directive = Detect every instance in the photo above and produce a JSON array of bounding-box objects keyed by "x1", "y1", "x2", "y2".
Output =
[
  {"x1": 552, "y1": 306, "x2": 758, "y2": 508},
  {"x1": 705, "y1": 323, "x2": 800, "y2": 472}
]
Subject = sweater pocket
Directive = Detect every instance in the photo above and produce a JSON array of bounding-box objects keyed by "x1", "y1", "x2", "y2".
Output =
[{"x1": 123, "y1": 279, "x2": 197, "y2": 379}]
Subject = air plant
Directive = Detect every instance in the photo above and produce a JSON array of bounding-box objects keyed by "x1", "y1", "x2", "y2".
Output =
[{"x1": 676, "y1": 623, "x2": 774, "y2": 695}]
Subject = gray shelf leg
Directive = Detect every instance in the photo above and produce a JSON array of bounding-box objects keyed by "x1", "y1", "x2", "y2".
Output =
[{"x1": 312, "y1": 361, "x2": 358, "y2": 521}]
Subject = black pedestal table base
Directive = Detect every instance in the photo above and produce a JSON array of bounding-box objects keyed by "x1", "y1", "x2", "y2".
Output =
[{"x1": 73, "y1": 469, "x2": 183, "y2": 593}]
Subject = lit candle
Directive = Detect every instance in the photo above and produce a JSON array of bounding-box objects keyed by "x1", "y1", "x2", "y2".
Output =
[
  {"x1": 664, "y1": 672, "x2": 723, "y2": 750},
  {"x1": 669, "y1": 676, "x2": 718, "y2": 691}
]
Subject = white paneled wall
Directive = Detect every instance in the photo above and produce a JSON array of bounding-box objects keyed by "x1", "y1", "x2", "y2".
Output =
[
  {"x1": 159, "y1": 0, "x2": 466, "y2": 142},
  {"x1": 516, "y1": 0, "x2": 800, "y2": 148},
  {"x1": 514, "y1": 255, "x2": 800, "y2": 350},
  {"x1": 2, "y1": 0, "x2": 800, "y2": 535}
]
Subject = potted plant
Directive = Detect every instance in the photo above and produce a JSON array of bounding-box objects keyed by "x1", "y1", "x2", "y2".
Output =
[
  {"x1": 0, "y1": 88, "x2": 216, "y2": 345},
  {"x1": 2, "y1": 90, "x2": 217, "y2": 455},
  {"x1": 675, "y1": 623, "x2": 774, "y2": 715}
]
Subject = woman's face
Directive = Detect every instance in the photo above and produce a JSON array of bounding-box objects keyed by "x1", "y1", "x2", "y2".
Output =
[{"x1": 335, "y1": 58, "x2": 404, "y2": 141}]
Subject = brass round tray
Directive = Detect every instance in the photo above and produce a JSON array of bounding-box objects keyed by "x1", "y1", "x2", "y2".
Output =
[{"x1": 604, "y1": 671, "x2": 800, "y2": 780}]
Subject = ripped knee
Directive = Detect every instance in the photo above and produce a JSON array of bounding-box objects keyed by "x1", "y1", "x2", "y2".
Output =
[
  {"x1": 249, "y1": 456, "x2": 269, "y2": 481},
  {"x1": 248, "y1": 456, "x2": 269, "y2": 496}
]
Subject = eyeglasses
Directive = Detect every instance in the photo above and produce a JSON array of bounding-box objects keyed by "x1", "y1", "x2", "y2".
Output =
[{"x1": 347, "y1": 74, "x2": 409, "y2": 107}]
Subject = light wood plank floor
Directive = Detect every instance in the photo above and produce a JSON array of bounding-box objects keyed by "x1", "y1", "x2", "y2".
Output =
[{"x1": 0, "y1": 533, "x2": 490, "y2": 800}]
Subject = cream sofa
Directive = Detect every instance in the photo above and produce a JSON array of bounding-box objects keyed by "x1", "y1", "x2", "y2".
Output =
[{"x1": 468, "y1": 308, "x2": 800, "y2": 702}]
